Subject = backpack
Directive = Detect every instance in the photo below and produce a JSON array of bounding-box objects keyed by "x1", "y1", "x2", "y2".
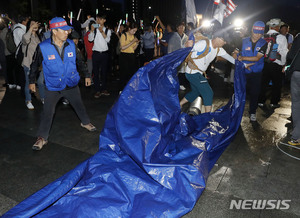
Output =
[
  {"x1": 264, "y1": 33, "x2": 281, "y2": 63},
  {"x1": 184, "y1": 33, "x2": 219, "y2": 77},
  {"x1": 5, "y1": 26, "x2": 21, "y2": 54}
]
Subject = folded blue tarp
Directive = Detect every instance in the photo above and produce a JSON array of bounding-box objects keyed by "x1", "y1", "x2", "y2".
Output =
[{"x1": 3, "y1": 47, "x2": 246, "y2": 217}]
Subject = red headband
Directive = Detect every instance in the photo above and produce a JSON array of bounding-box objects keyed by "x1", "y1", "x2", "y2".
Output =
[{"x1": 50, "y1": 21, "x2": 68, "y2": 29}]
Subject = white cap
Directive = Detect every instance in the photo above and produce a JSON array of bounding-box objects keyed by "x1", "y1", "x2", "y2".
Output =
[{"x1": 266, "y1": 18, "x2": 284, "y2": 27}]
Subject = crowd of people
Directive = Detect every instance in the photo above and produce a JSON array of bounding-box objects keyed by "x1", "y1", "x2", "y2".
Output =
[{"x1": 0, "y1": 12, "x2": 299, "y2": 148}]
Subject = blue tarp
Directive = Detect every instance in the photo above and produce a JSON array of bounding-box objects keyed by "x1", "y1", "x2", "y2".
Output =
[{"x1": 3, "y1": 47, "x2": 246, "y2": 217}]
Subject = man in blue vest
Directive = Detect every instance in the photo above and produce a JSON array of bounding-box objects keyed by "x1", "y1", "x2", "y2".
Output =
[
  {"x1": 237, "y1": 21, "x2": 267, "y2": 122},
  {"x1": 29, "y1": 17, "x2": 96, "y2": 151}
]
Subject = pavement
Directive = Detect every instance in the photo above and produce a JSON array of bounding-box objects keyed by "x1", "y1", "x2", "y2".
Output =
[{"x1": 0, "y1": 71, "x2": 299, "y2": 218}]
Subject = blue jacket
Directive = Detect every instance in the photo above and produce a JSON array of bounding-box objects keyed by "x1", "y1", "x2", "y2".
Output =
[
  {"x1": 39, "y1": 38, "x2": 80, "y2": 91},
  {"x1": 242, "y1": 37, "x2": 266, "y2": 73}
]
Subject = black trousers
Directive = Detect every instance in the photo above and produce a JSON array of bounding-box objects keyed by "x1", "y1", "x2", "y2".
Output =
[
  {"x1": 119, "y1": 52, "x2": 137, "y2": 90},
  {"x1": 6, "y1": 54, "x2": 22, "y2": 86},
  {"x1": 37, "y1": 86, "x2": 90, "y2": 140},
  {"x1": 144, "y1": 48, "x2": 154, "y2": 63},
  {"x1": 92, "y1": 51, "x2": 109, "y2": 92},
  {"x1": 246, "y1": 72, "x2": 262, "y2": 114},
  {"x1": 258, "y1": 62, "x2": 283, "y2": 105}
]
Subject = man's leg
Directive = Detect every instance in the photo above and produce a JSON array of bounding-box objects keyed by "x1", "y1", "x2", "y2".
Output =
[
  {"x1": 63, "y1": 86, "x2": 90, "y2": 125},
  {"x1": 36, "y1": 89, "x2": 61, "y2": 140},
  {"x1": 92, "y1": 51, "x2": 101, "y2": 93},
  {"x1": 291, "y1": 71, "x2": 300, "y2": 141}
]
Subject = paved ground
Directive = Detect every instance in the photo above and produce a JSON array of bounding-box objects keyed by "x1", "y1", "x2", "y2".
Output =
[{"x1": 0, "y1": 72, "x2": 299, "y2": 218}]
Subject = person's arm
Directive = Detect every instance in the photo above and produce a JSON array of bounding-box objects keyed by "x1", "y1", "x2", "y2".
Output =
[
  {"x1": 29, "y1": 45, "x2": 43, "y2": 92},
  {"x1": 277, "y1": 34, "x2": 289, "y2": 64},
  {"x1": 75, "y1": 47, "x2": 91, "y2": 86},
  {"x1": 239, "y1": 53, "x2": 264, "y2": 62},
  {"x1": 155, "y1": 16, "x2": 165, "y2": 31},
  {"x1": 219, "y1": 51, "x2": 235, "y2": 64},
  {"x1": 103, "y1": 28, "x2": 111, "y2": 43},
  {"x1": 120, "y1": 34, "x2": 139, "y2": 51}
]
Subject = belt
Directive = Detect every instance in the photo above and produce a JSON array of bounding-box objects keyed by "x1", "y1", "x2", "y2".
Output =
[{"x1": 94, "y1": 50, "x2": 108, "y2": 54}]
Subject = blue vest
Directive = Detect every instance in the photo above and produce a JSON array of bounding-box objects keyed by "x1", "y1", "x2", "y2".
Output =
[
  {"x1": 241, "y1": 37, "x2": 266, "y2": 74},
  {"x1": 39, "y1": 38, "x2": 80, "y2": 91}
]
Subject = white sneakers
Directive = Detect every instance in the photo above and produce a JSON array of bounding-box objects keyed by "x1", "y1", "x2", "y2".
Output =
[
  {"x1": 26, "y1": 101, "x2": 34, "y2": 110},
  {"x1": 250, "y1": 114, "x2": 256, "y2": 122},
  {"x1": 8, "y1": 84, "x2": 21, "y2": 90},
  {"x1": 180, "y1": 85, "x2": 186, "y2": 91}
]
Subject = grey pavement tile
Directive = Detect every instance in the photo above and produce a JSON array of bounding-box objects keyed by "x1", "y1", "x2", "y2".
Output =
[
  {"x1": 183, "y1": 190, "x2": 260, "y2": 218},
  {"x1": 0, "y1": 194, "x2": 17, "y2": 216}
]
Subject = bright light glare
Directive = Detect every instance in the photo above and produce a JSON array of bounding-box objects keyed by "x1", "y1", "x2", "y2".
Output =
[
  {"x1": 234, "y1": 19, "x2": 244, "y2": 27},
  {"x1": 202, "y1": 20, "x2": 211, "y2": 28}
]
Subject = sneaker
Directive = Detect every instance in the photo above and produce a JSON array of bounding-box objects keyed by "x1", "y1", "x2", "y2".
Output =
[
  {"x1": 288, "y1": 139, "x2": 300, "y2": 146},
  {"x1": 258, "y1": 103, "x2": 264, "y2": 107},
  {"x1": 270, "y1": 103, "x2": 280, "y2": 109},
  {"x1": 16, "y1": 85, "x2": 21, "y2": 90},
  {"x1": 32, "y1": 137, "x2": 48, "y2": 150},
  {"x1": 94, "y1": 92, "x2": 101, "y2": 98},
  {"x1": 26, "y1": 101, "x2": 34, "y2": 110},
  {"x1": 101, "y1": 90, "x2": 110, "y2": 96},
  {"x1": 62, "y1": 98, "x2": 69, "y2": 105},
  {"x1": 179, "y1": 85, "x2": 186, "y2": 91},
  {"x1": 250, "y1": 114, "x2": 257, "y2": 122},
  {"x1": 9, "y1": 84, "x2": 16, "y2": 89},
  {"x1": 81, "y1": 123, "x2": 97, "y2": 132}
]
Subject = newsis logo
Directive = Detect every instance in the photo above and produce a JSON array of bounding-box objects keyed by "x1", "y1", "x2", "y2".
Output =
[{"x1": 230, "y1": 199, "x2": 291, "y2": 210}]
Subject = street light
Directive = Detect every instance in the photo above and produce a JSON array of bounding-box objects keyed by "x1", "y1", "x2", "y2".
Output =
[{"x1": 233, "y1": 18, "x2": 244, "y2": 28}]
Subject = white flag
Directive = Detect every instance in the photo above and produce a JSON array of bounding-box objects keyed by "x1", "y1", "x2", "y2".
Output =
[
  {"x1": 213, "y1": 2, "x2": 226, "y2": 25},
  {"x1": 186, "y1": 0, "x2": 197, "y2": 25}
]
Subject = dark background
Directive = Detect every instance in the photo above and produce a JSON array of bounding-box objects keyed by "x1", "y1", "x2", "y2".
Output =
[{"x1": 0, "y1": 0, "x2": 299, "y2": 33}]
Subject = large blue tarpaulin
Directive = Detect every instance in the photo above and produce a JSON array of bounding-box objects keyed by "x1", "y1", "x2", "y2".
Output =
[{"x1": 3, "y1": 47, "x2": 246, "y2": 217}]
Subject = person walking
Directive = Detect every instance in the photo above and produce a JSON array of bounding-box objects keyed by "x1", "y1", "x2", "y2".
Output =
[
  {"x1": 286, "y1": 33, "x2": 300, "y2": 146},
  {"x1": 180, "y1": 33, "x2": 235, "y2": 113},
  {"x1": 29, "y1": 17, "x2": 96, "y2": 151},
  {"x1": 237, "y1": 21, "x2": 267, "y2": 121},
  {"x1": 22, "y1": 20, "x2": 45, "y2": 109},
  {"x1": 258, "y1": 18, "x2": 289, "y2": 109}
]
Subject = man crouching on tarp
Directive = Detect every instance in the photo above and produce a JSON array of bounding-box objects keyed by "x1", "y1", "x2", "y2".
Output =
[
  {"x1": 29, "y1": 17, "x2": 97, "y2": 151},
  {"x1": 180, "y1": 32, "x2": 236, "y2": 113}
]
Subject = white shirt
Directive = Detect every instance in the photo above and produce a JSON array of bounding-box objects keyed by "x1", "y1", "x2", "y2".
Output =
[
  {"x1": 266, "y1": 29, "x2": 288, "y2": 66},
  {"x1": 186, "y1": 40, "x2": 235, "y2": 74},
  {"x1": 88, "y1": 27, "x2": 111, "y2": 52}
]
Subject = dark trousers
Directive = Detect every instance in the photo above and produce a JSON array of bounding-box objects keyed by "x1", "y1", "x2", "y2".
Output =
[
  {"x1": 258, "y1": 62, "x2": 283, "y2": 105},
  {"x1": 246, "y1": 72, "x2": 262, "y2": 114},
  {"x1": 0, "y1": 58, "x2": 7, "y2": 83},
  {"x1": 6, "y1": 54, "x2": 22, "y2": 86},
  {"x1": 37, "y1": 86, "x2": 90, "y2": 140},
  {"x1": 144, "y1": 48, "x2": 154, "y2": 63},
  {"x1": 119, "y1": 52, "x2": 137, "y2": 90},
  {"x1": 92, "y1": 51, "x2": 109, "y2": 92}
]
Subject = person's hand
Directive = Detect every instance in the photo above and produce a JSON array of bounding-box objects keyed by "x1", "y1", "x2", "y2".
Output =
[
  {"x1": 99, "y1": 26, "x2": 104, "y2": 33},
  {"x1": 185, "y1": 40, "x2": 194, "y2": 48},
  {"x1": 85, "y1": 78, "x2": 91, "y2": 87},
  {"x1": 29, "y1": 84, "x2": 36, "y2": 92},
  {"x1": 245, "y1": 63, "x2": 255, "y2": 71},
  {"x1": 238, "y1": 55, "x2": 243, "y2": 61},
  {"x1": 133, "y1": 37, "x2": 139, "y2": 43}
]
